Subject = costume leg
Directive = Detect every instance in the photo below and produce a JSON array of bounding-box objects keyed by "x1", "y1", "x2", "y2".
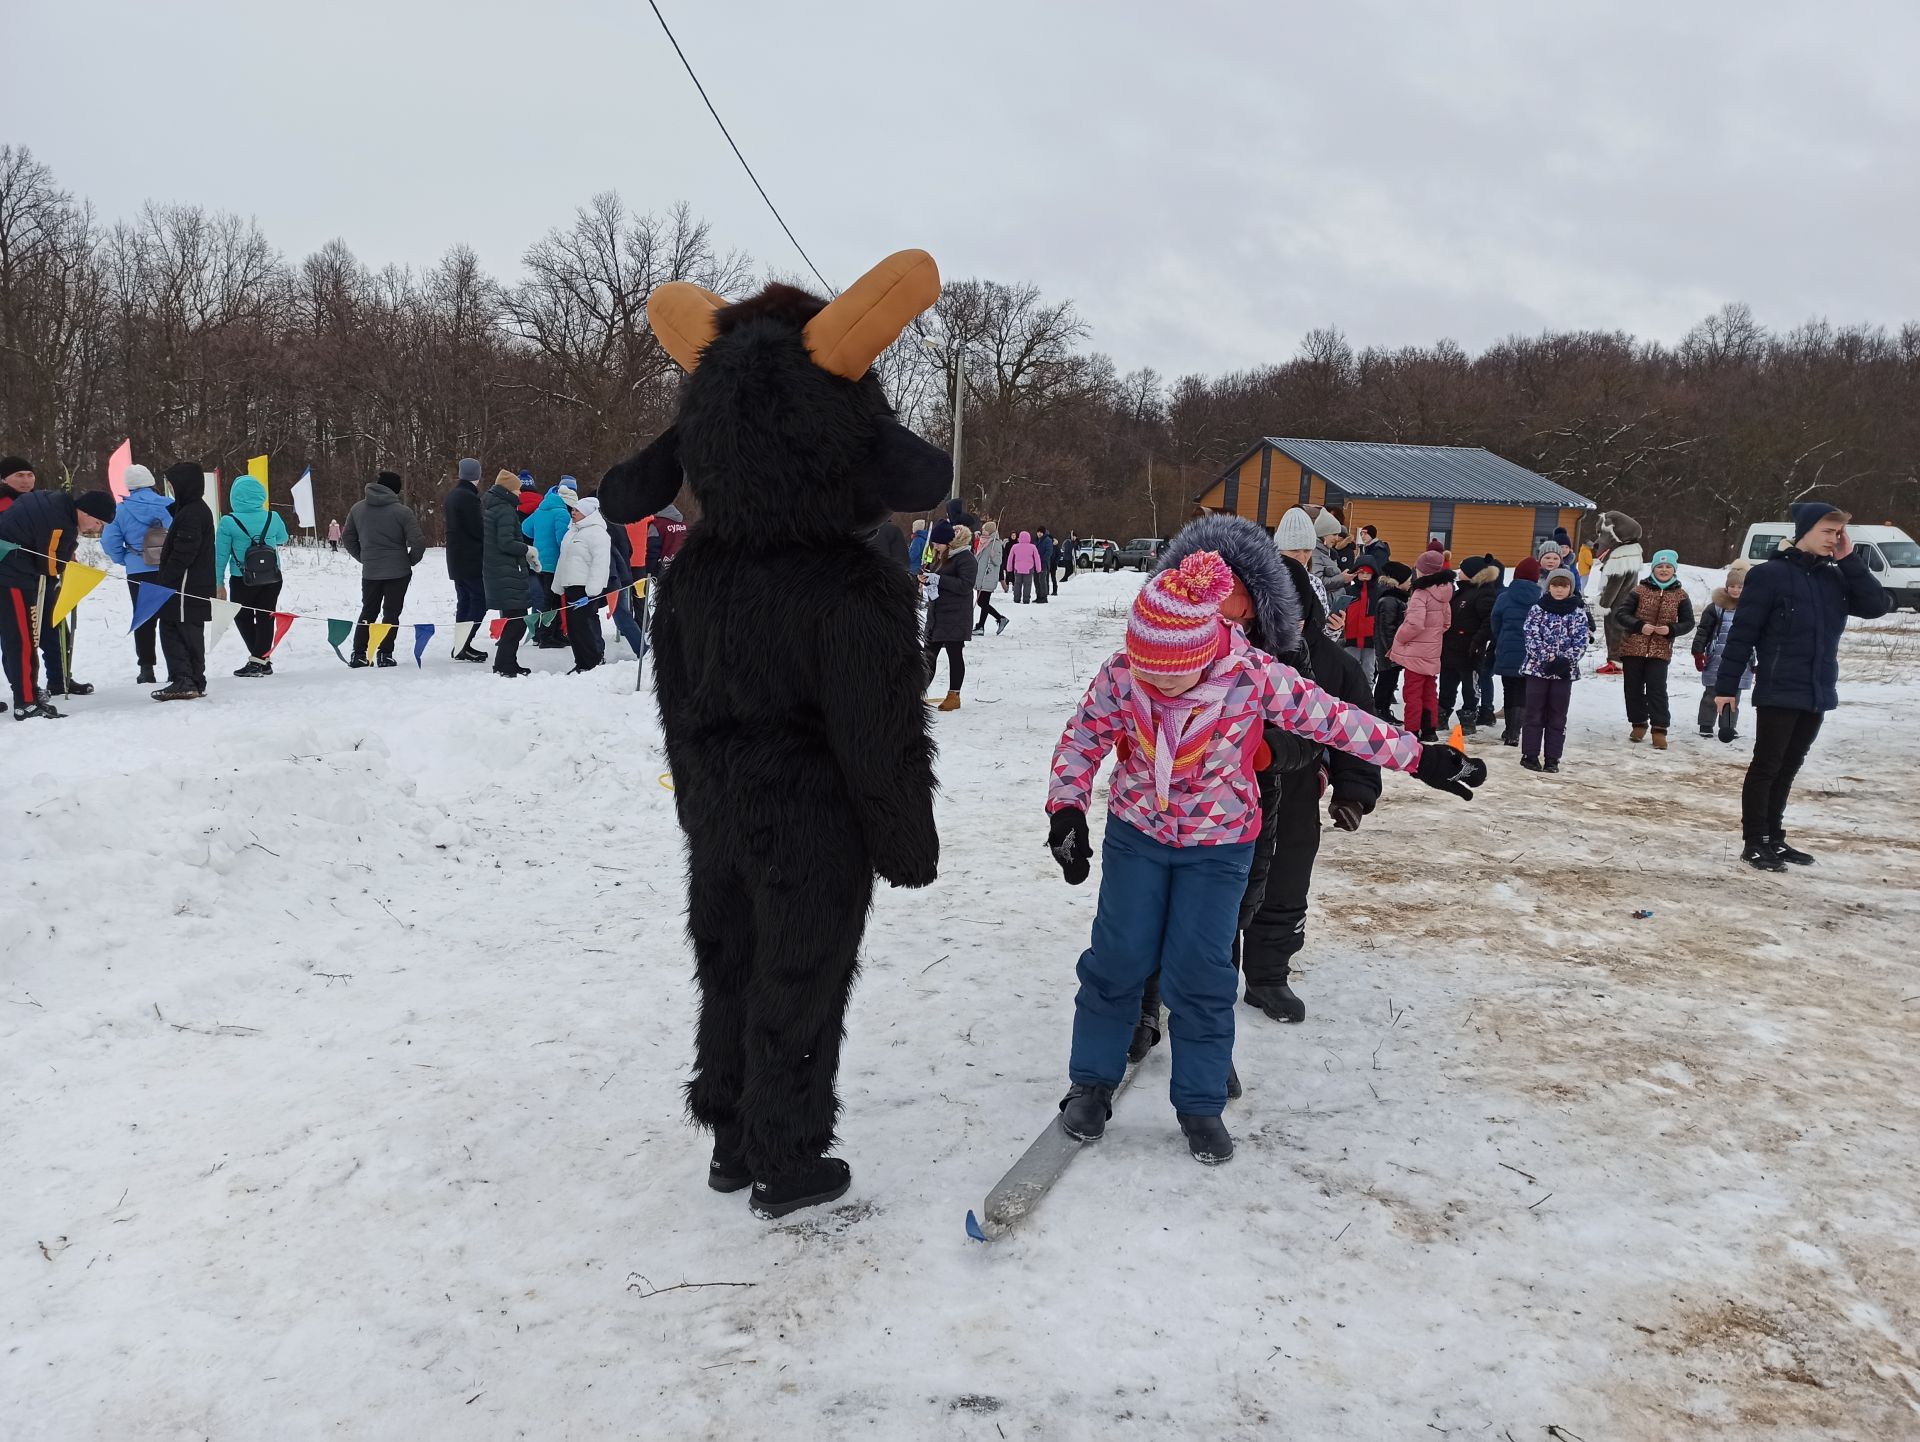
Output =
[{"x1": 685, "y1": 842, "x2": 757, "y2": 1131}]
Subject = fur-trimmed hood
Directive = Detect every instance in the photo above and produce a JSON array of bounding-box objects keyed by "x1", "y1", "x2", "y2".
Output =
[
  {"x1": 1410, "y1": 567, "x2": 1457, "y2": 591},
  {"x1": 1156, "y1": 513, "x2": 1304, "y2": 659}
]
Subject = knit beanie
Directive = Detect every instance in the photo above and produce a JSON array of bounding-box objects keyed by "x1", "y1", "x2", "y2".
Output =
[
  {"x1": 1536, "y1": 538, "x2": 1561, "y2": 559},
  {"x1": 1427, "y1": 538, "x2": 1446, "y2": 554},
  {"x1": 1546, "y1": 567, "x2": 1577, "y2": 590},
  {"x1": 1458, "y1": 555, "x2": 1488, "y2": 579},
  {"x1": 1414, "y1": 550, "x2": 1447, "y2": 576},
  {"x1": 0, "y1": 455, "x2": 31, "y2": 479},
  {"x1": 1649, "y1": 548, "x2": 1680, "y2": 587},
  {"x1": 1274, "y1": 507, "x2": 1317, "y2": 551},
  {"x1": 1313, "y1": 508, "x2": 1343, "y2": 540},
  {"x1": 1127, "y1": 550, "x2": 1235, "y2": 682},
  {"x1": 493, "y1": 468, "x2": 520, "y2": 493},
  {"x1": 376, "y1": 470, "x2": 403, "y2": 491},
  {"x1": 1791, "y1": 501, "x2": 1843, "y2": 541},
  {"x1": 458, "y1": 458, "x2": 481, "y2": 482},
  {"x1": 519, "y1": 471, "x2": 537, "y2": 492},
  {"x1": 123, "y1": 464, "x2": 158, "y2": 491},
  {"x1": 929, "y1": 519, "x2": 955, "y2": 546},
  {"x1": 75, "y1": 490, "x2": 118, "y2": 522},
  {"x1": 1514, "y1": 557, "x2": 1541, "y2": 583}
]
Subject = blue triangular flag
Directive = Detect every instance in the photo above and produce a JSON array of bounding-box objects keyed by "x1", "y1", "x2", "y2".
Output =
[
  {"x1": 130, "y1": 581, "x2": 173, "y2": 633},
  {"x1": 412, "y1": 623, "x2": 435, "y2": 668}
]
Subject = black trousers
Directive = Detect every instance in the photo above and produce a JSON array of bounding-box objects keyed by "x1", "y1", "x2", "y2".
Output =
[
  {"x1": 534, "y1": 572, "x2": 565, "y2": 646},
  {"x1": 127, "y1": 577, "x2": 162, "y2": 669},
  {"x1": 492, "y1": 609, "x2": 527, "y2": 674},
  {"x1": 2, "y1": 583, "x2": 37, "y2": 707},
  {"x1": 1373, "y1": 659, "x2": 1403, "y2": 719},
  {"x1": 1743, "y1": 706, "x2": 1823, "y2": 842},
  {"x1": 562, "y1": 585, "x2": 600, "y2": 671},
  {"x1": 975, "y1": 592, "x2": 1005, "y2": 629},
  {"x1": 159, "y1": 611, "x2": 206, "y2": 690},
  {"x1": 452, "y1": 576, "x2": 486, "y2": 627},
  {"x1": 1034, "y1": 565, "x2": 1050, "y2": 602},
  {"x1": 1623, "y1": 656, "x2": 1671, "y2": 729},
  {"x1": 353, "y1": 575, "x2": 409, "y2": 661},
  {"x1": 1439, "y1": 663, "x2": 1479, "y2": 724},
  {"x1": 1241, "y1": 767, "x2": 1321, "y2": 990},
  {"x1": 1501, "y1": 675, "x2": 1529, "y2": 741},
  {"x1": 924, "y1": 638, "x2": 965, "y2": 692},
  {"x1": 229, "y1": 578, "x2": 282, "y2": 659},
  {"x1": 1522, "y1": 676, "x2": 1572, "y2": 763}
]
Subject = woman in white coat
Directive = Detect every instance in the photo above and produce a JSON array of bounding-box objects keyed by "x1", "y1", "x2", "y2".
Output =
[{"x1": 553, "y1": 495, "x2": 612, "y2": 672}]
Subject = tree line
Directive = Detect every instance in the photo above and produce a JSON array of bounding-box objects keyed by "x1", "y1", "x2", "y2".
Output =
[{"x1": 3, "y1": 145, "x2": 1914, "y2": 557}]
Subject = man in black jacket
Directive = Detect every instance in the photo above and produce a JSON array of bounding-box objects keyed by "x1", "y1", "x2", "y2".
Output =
[
  {"x1": 152, "y1": 463, "x2": 216, "y2": 700},
  {"x1": 1717, "y1": 502, "x2": 1888, "y2": 871},
  {"x1": 0, "y1": 487, "x2": 117, "y2": 719},
  {"x1": 444, "y1": 458, "x2": 487, "y2": 660}
]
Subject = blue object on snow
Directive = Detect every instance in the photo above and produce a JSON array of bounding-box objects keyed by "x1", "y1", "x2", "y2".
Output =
[
  {"x1": 1632, "y1": 909, "x2": 1654, "y2": 919},
  {"x1": 965, "y1": 1210, "x2": 987, "y2": 1242}
]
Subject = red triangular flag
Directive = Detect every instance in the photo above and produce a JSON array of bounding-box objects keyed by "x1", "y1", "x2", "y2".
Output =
[
  {"x1": 268, "y1": 612, "x2": 297, "y2": 656},
  {"x1": 489, "y1": 617, "x2": 508, "y2": 640}
]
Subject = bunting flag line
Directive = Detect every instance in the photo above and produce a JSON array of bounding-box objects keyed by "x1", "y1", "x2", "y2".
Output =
[
  {"x1": 366, "y1": 621, "x2": 394, "y2": 658},
  {"x1": 107, "y1": 440, "x2": 133, "y2": 502},
  {"x1": 269, "y1": 613, "x2": 297, "y2": 656},
  {"x1": 326, "y1": 617, "x2": 353, "y2": 662},
  {"x1": 131, "y1": 581, "x2": 173, "y2": 634},
  {"x1": 207, "y1": 597, "x2": 243, "y2": 653},
  {"x1": 450, "y1": 621, "x2": 478, "y2": 656},
  {"x1": 49, "y1": 562, "x2": 108, "y2": 628},
  {"x1": 412, "y1": 623, "x2": 435, "y2": 668},
  {"x1": 0, "y1": 540, "x2": 20, "y2": 565},
  {"x1": 488, "y1": 617, "x2": 509, "y2": 640}
]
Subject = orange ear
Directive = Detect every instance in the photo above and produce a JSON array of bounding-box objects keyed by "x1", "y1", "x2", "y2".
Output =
[
  {"x1": 647, "y1": 282, "x2": 728, "y2": 372},
  {"x1": 803, "y1": 250, "x2": 941, "y2": 380}
]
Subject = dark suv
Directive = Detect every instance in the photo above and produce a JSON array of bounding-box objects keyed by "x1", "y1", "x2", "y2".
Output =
[{"x1": 1115, "y1": 537, "x2": 1166, "y2": 572}]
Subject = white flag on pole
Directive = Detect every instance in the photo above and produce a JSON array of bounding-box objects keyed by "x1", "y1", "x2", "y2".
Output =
[{"x1": 290, "y1": 468, "x2": 316, "y2": 529}]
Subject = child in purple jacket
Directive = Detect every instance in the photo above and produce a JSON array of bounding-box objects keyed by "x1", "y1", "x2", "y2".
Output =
[
  {"x1": 1043, "y1": 551, "x2": 1486, "y2": 1165},
  {"x1": 1519, "y1": 568, "x2": 1592, "y2": 773}
]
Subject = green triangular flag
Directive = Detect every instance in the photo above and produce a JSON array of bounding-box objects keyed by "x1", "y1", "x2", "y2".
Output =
[
  {"x1": 0, "y1": 540, "x2": 18, "y2": 564},
  {"x1": 536, "y1": 608, "x2": 559, "y2": 628},
  {"x1": 326, "y1": 617, "x2": 354, "y2": 662}
]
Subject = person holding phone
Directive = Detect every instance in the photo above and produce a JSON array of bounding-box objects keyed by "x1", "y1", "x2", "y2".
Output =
[{"x1": 1714, "y1": 502, "x2": 1887, "y2": 871}]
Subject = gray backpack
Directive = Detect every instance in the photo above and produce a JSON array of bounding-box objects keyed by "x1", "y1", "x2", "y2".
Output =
[{"x1": 141, "y1": 522, "x2": 167, "y2": 568}]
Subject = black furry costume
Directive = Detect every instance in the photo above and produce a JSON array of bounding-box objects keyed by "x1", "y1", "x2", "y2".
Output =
[{"x1": 600, "y1": 257, "x2": 951, "y2": 1209}]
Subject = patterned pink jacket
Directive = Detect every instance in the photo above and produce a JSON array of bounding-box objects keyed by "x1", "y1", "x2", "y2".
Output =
[{"x1": 1048, "y1": 645, "x2": 1424, "y2": 848}]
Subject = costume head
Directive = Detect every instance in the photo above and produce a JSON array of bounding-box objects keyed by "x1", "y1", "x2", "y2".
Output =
[
  {"x1": 600, "y1": 251, "x2": 952, "y2": 537},
  {"x1": 1596, "y1": 510, "x2": 1641, "y2": 548}
]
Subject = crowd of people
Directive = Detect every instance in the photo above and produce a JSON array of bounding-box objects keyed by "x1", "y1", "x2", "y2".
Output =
[{"x1": 0, "y1": 455, "x2": 684, "y2": 718}]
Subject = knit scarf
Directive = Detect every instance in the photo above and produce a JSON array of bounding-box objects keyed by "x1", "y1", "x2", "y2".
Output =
[{"x1": 1125, "y1": 663, "x2": 1236, "y2": 811}]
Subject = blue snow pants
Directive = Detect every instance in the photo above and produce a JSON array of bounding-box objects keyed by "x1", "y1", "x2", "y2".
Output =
[{"x1": 1068, "y1": 819, "x2": 1254, "y2": 1117}]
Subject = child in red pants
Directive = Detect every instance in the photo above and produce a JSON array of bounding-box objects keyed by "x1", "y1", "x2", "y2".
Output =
[{"x1": 1388, "y1": 548, "x2": 1454, "y2": 741}]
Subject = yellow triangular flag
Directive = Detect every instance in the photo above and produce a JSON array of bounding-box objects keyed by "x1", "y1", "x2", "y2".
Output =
[
  {"x1": 49, "y1": 562, "x2": 108, "y2": 629},
  {"x1": 366, "y1": 621, "x2": 393, "y2": 657},
  {"x1": 248, "y1": 454, "x2": 268, "y2": 507}
]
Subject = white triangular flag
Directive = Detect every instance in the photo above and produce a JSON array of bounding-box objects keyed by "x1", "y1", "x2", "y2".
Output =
[
  {"x1": 207, "y1": 598, "x2": 243, "y2": 653},
  {"x1": 450, "y1": 620, "x2": 480, "y2": 656},
  {"x1": 290, "y1": 468, "x2": 315, "y2": 529}
]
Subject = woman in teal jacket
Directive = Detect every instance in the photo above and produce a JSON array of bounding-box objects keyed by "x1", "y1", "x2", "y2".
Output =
[
  {"x1": 521, "y1": 484, "x2": 574, "y2": 646},
  {"x1": 216, "y1": 475, "x2": 289, "y2": 677}
]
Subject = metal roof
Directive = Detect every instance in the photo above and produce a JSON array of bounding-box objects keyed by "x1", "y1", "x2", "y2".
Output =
[{"x1": 1255, "y1": 438, "x2": 1595, "y2": 509}]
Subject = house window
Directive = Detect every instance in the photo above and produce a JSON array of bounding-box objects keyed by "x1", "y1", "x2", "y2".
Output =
[{"x1": 1427, "y1": 501, "x2": 1454, "y2": 551}]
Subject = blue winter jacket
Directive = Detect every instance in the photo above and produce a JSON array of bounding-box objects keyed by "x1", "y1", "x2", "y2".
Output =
[
  {"x1": 1487, "y1": 576, "x2": 1542, "y2": 676},
  {"x1": 216, "y1": 475, "x2": 289, "y2": 585},
  {"x1": 99, "y1": 487, "x2": 174, "y2": 575},
  {"x1": 1716, "y1": 546, "x2": 1888, "y2": 712},
  {"x1": 521, "y1": 488, "x2": 570, "y2": 573}
]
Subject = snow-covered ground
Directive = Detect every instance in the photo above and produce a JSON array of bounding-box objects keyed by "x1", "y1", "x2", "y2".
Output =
[{"x1": 5, "y1": 550, "x2": 1919, "y2": 1440}]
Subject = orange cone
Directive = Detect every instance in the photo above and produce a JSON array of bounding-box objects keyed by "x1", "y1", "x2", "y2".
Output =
[{"x1": 1447, "y1": 723, "x2": 1466, "y2": 752}]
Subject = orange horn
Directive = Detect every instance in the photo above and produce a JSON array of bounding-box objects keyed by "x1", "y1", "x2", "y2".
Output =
[
  {"x1": 647, "y1": 282, "x2": 728, "y2": 372},
  {"x1": 803, "y1": 250, "x2": 941, "y2": 380}
]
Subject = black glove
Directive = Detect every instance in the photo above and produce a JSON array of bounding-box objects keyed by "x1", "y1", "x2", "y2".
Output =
[
  {"x1": 1328, "y1": 794, "x2": 1368, "y2": 832},
  {"x1": 1046, "y1": 807, "x2": 1092, "y2": 885},
  {"x1": 1416, "y1": 745, "x2": 1488, "y2": 801},
  {"x1": 1543, "y1": 656, "x2": 1574, "y2": 681}
]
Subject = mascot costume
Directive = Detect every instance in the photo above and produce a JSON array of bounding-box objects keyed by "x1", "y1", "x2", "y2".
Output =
[
  {"x1": 1591, "y1": 509, "x2": 1645, "y2": 668},
  {"x1": 600, "y1": 252, "x2": 951, "y2": 1219}
]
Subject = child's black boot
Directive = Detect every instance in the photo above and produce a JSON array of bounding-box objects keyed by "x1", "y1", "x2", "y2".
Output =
[
  {"x1": 1059, "y1": 1084, "x2": 1114, "y2": 1142},
  {"x1": 1177, "y1": 1113, "x2": 1234, "y2": 1165}
]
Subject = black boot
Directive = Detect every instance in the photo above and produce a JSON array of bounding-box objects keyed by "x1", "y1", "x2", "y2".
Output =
[
  {"x1": 749, "y1": 1156, "x2": 851, "y2": 1219},
  {"x1": 137, "y1": 666, "x2": 156, "y2": 685},
  {"x1": 13, "y1": 700, "x2": 65, "y2": 721},
  {"x1": 152, "y1": 680, "x2": 199, "y2": 702},
  {"x1": 1227, "y1": 1063, "x2": 1242, "y2": 1101},
  {"x1": 1244, "y1": 982, "x2": 1305, "y2": 1024},
  {"x1": 1059, "y1": 1083, "x2": 1114, "y2": 1142},
  {"x1": 1741, "y1": 841, "x2": 1787, "y2": 873},
  {"x1": 1177, "y1": 1113, "x2": 1234, "y2": 1165},
  {"x1": 59, "y1": 680, "x2": 94, "y2": 696},
  {"x1": 1476, "y1": 707, "x2": 1496, "y2": 727},
  {"x1": 1521, "y1": 755, "x2": 1544, "y2": 772},
  {"x1": 1127, "y1": 1011, "x2": 1161, "y2": 1064},
  {"x1": 1769, "y1": 834, "x2": 1814, "y2": 866},
  {"x1": 707, "y1": 1125, "x2": 752, "y2": 1194}
]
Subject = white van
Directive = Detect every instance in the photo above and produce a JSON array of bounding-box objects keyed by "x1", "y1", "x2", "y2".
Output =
[{"x1": 1738, "y1": 521, "x2": 1920, "y2": 611}]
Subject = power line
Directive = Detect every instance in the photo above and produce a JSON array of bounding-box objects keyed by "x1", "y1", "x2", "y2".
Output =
[{"x1": 644, "y1": 0, "x2": 835, "y2": 296}]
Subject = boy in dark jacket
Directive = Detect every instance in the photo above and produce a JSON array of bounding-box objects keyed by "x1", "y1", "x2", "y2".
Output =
[
  {"x1": 152, "y1": 463, "x2": 215, "y2": 700},
  {"x1": 1612, "y1": 548, "x2": 1694, "y2": 748},
  {"x1": 1715, "y1": 503, "x2": 1888, "y2": 870},
  {"x1": 1439, "y1": 556, "x2": 1500, "y2": 735},
  {"x1": 0, "y1": 487, "x2": 117, "y2": 718},
  {"x1": 1370, "y1": 561, "x2": 1411, "y2": 721},
  {"x1": 1487, "y1": 557, "x2": 1543, "y2": 744},
  {"x1": 444, "y1": 458, "x2": 487, "y2": 660}
]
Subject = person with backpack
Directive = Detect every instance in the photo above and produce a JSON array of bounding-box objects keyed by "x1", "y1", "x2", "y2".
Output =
[
  {"x1": 99, "y1": 463, "x2": 173, "y2": 683},
  {"x1": 341, "y1": 470, "x2": 426, "y2": 668},
  {"x1": 214, "y1": 473, "x2": 289, "y2": 678},
  {"x1": 444, "y1": 458, "x2": 488, "y2": 662},
  {"x1": 152, "y1": 463, "x2": 216, "y2": 701}
]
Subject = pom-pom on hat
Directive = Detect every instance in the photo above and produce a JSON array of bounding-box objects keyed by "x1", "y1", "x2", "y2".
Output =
[{"x1": 1127, "y1": 549, "x2": 1235, "y2": 682}]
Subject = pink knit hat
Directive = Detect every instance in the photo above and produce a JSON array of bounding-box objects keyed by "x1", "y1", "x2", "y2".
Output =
[
  {"x1": 1414, "y1": 549, "x2": 1448, "y2": 576},
  {"x1": 1127, "y1": 551, "x2": 1236, "y2": 681}
]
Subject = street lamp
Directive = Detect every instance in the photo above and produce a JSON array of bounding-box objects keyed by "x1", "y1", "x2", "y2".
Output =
[{"x1": 923, "y1": 337, "x2": 967, "y2": 504}]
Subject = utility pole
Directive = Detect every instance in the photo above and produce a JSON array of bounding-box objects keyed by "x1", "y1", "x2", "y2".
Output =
[{"x1": 950, "y1": 348, "x2": 964, "y2": 503}]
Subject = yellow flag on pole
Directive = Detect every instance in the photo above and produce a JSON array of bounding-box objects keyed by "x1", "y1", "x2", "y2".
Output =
[
  {"x1": 248, "y1": 454, "x2": 268, "y2": 507},
  {"x1": 366, "y1": 621, "x2": 393, "y2": 657},
  {"x1": 49, "y1": 562, "x2": 107, "y2": 628}
]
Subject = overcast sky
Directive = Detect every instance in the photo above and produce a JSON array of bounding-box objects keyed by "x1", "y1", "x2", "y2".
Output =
[{"x1": 11, "y1": 0, "x2": 1918, "y2": 377}]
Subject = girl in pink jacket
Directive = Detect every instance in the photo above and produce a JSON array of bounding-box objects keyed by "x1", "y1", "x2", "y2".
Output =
[
  {"x1": 1007, "y1": 529, "x2": 1043, "y2": 603},
  {"x1": 1045, "y1": 551, "x2": 1484, "y2": 1164},
  {"x1": 1388, "y1": 548, "x2": 1455, "y2": 740}
]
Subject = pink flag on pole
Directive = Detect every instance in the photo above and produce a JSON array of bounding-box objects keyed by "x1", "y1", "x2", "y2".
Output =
[{"x1": 106, "y1": 439, "x2": 132, "y2": 501}]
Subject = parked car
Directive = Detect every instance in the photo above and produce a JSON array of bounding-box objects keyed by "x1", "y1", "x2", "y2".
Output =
[
  {"x1": 1075, "y1": 538, "x2": 1120, "y2": 571},
  {"x1": 1115, "y1": 537, "x2": 1167, "y2": 571},
  {"x1": 1739, "y1": 520, "x2": 1920, "y2": 610}
]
